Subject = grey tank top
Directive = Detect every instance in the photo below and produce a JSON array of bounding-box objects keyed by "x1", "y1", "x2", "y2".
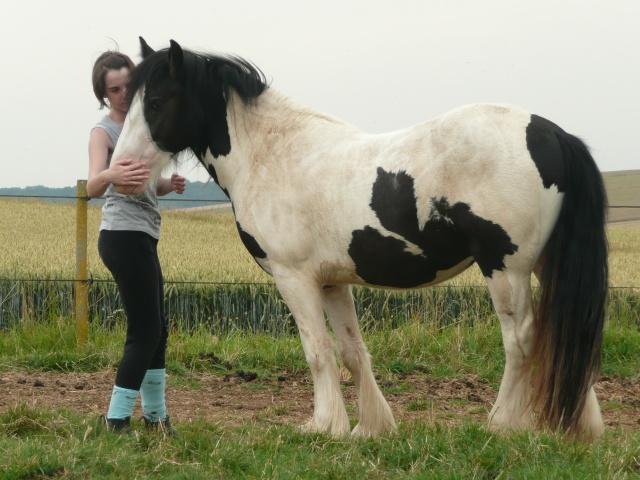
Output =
[{"x1": 93, "y1": 116, "x2": 161, "y2": 239}]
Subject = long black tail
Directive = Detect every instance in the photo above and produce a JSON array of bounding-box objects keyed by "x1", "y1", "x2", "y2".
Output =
[{"x1": 530, "y1": 126, "x2": 608, "y2": 435}]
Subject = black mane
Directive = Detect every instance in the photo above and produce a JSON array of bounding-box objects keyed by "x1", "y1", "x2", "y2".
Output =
[{"x1": 129, "y1": 46, "x2": 268, "y2": 105}]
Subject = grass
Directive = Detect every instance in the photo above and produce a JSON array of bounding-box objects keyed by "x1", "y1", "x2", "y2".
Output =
[
  {"x1": 0, "y1": 311, "x2": 638, "y2": 478},
  {"x1": 2, "y1": 309, "x2": 638, "y2": 382},
  {"x1": 0, "y1": 199, "x2": 269, "y2": 284},
  {"x1": 0, "y1": 322, "x2": 636, "y2": 475},
  {"x1": 0, "y1": 404, "x2": 638, "y2": 479},
  {"x1": 0, "y1": 308, "x2": 636, "y2": 478},
  {"x1": 1, "y1": 198, "x2": 638, "y2": 333}
]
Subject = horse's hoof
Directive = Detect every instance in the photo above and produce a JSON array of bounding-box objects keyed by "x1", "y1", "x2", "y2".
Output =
[
  {"x1": 300, "y1": 418, "x2": 350, "y2": 437},
  {"x1": 351, "y1": 420, "x2": 397, "y2": 438},
  {"x1": 351, "y1": 424, "x2": 373, "y2": 438},
  {"x1": 299, "y1": 420, "x2": 320, "y2": 434}
]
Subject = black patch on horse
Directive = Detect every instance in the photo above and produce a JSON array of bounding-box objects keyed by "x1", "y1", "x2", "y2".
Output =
[
  {"x1": 348, "y1": 168, "x2": 518, "y2": 286},
  {"x1": 207, "y1": 164, "x2": 220, "y2": 186},
  {"x1": 432, "y1": 199, "x2": 519, "y2": 278},
  {"x1": 236, "y1": 222, "x2": 267, "y2": 260},
  {"x1": 526, "y1": 114, "x2": 567, "y2": 192}
]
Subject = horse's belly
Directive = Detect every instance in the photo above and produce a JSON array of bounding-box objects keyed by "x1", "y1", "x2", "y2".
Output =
[
  {"x1": 353, "y1": 255, "x2": 474, "y2": 289},
  {"x1": 347, "y1": 225, "x2": 474, "y2": 288}
]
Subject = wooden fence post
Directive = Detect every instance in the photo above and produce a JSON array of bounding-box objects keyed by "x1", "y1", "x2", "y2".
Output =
[{"x1": 75, "y1": 180, "x2": 88, "y2": 345}]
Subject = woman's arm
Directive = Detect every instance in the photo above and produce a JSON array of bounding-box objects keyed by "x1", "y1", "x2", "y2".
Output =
[{"x1": 87, "y1": 128, "x2": 150, "y2": 198}]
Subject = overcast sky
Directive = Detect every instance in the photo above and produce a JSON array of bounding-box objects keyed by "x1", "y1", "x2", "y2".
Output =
[{"x1": 0, "y1": 0, "x2": 637, "y2": 188}]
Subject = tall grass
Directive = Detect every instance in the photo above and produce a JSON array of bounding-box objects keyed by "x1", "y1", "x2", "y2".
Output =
[
  {"x1": 2, "y1": 306, "x2": 638, "y2": 383},
  {"x1": 1, "y1": 199, "x2": 639, "y2": 287},
  {"x1": 2, "y1": 280, "x2": 639, "y2": 337}
]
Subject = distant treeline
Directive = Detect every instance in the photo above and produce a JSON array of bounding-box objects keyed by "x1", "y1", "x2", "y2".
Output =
[{"x1": 0, "y1": 180, "x2": 229, "y2": 210}]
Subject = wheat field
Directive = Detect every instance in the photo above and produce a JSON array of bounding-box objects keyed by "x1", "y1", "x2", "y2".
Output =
[{"x1": 0, "y1": 199, "x2": 638, "y2": 288}]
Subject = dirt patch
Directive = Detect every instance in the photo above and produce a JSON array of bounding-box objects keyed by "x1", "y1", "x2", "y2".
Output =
[{"x1": 0, "y1": 370, "x2": 638, "y2": 433}]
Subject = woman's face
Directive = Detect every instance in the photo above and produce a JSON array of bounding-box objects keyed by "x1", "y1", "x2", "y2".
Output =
[{"x1": 104, "y1": 67, "x2": 131, "y2": 113}]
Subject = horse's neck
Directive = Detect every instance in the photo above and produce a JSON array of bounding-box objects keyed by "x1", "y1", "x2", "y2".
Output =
[
  {"x1": 233, "y1": 88, "x2": 354, "y2": 141},
  {"x1": 213, "y1": 89, "x2": 359, "y2": 192}
]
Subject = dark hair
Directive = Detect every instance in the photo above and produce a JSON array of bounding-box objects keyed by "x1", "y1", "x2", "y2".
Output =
[{"x1": 92, "y1": 51, "x2": 135, "y2": 109}]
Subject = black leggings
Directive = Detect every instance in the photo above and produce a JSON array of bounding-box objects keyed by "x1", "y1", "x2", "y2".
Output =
[{"x1": 98, "y1": 230, "x2": 168, "y2": 391}]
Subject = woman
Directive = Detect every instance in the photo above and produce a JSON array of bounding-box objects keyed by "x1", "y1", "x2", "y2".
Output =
[{"x1": 88, "y1": 50, "x2": 186, "y2": 434}]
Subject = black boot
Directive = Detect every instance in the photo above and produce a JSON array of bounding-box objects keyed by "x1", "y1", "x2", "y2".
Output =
[
  {"x1": 102, "y1": 416, "x2": 132, "y2": 434},
  {"x1": 141, "y1": 415, "x2": 179, "y2": 437}
]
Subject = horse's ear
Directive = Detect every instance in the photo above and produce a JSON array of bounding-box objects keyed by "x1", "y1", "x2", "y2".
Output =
[
  {"x1": 139, "y1": 36, "x2": 154, "y2": 58},
  {"x1": 168, "y1": 40, "x2": 184, "y2": 83}
]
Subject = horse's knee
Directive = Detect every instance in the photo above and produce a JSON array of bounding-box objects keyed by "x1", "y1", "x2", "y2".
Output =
[{"x1": 339, "y1": 340, "x2": 369, "y2": 372}]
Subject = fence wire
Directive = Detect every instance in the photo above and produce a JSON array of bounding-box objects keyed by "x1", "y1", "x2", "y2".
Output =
[{"x1": 1, "y1": 278, "x2": 638, "y2": 336}]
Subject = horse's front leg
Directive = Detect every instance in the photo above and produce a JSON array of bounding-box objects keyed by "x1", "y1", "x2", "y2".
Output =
[
  {"x1": 273, "y1": 271, "x2": 350, "y2": 436},
  {"x1": 322, "y1": 285, "x2": 397, "y2": 437}
]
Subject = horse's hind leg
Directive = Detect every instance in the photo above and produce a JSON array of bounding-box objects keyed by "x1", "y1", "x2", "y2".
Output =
[
  {"x1": 322, "y1": 285, "x2": 397, "y2": 437},
  {"x1": 274, "y1": 272, "x2": 350, "y2": 436},
  {"x1": 485, "y1": 270, "x2": 536, "y2": 431}
]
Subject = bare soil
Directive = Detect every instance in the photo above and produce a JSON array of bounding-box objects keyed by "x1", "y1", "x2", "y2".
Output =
[{"x1": 0, "y1": 369, "x2": 638, "y2": 433}]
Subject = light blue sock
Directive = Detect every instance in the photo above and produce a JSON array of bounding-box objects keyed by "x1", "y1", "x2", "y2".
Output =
[
  {"x1": 140, "y1": 369, "x2": 167, "y2": 422},
  {"x1": 107, "y1": 386, "x2": 139, "y2": 420}
]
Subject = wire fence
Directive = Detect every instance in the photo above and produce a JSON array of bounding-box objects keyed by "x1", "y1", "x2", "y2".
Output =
[{"x1": 1, "y1": 277, "x2": 639, "y2": 335}]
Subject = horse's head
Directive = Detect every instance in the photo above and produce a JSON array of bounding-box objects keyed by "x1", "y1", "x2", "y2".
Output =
[{"x1": 111, "y1": 37, "x2": 268, "y2": 193}]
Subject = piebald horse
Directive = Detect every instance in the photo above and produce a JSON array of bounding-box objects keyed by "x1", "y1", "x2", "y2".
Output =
[{"x1": 113, "y1": 38, "x2": 608, "y2": 441}]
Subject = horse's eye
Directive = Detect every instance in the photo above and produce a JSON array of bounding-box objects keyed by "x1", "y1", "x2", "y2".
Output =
[{"x1": 149, "y1": 98, "x2": 163, "y2": 111}]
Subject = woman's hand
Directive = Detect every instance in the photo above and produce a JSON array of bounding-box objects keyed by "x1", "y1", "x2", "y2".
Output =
[
  {"x1": 170, "y1": 172, "x2": 186, "y2": 194},
  {"x1": 110, "y1": 159, "x2": 150, "y2": 195},
  {"x1": 155, "y1": 173, "x2": 187, "y2": 196}
]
